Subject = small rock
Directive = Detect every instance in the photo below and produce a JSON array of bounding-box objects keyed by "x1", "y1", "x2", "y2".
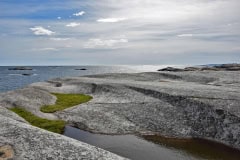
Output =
[
  {"x1": 75, "y1": 68, "x2": 87, "y2": 71},
  {"x1": 22, "y1": 73, "x2": 33, "y2": 76}
]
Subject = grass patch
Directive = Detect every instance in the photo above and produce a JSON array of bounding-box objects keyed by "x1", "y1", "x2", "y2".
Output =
[
  {"x1": 40, "y1": 93, "x2": 92, "y2": 113},
  {"x1": 10, "y1": 107, "x2": 66, "y2": 134},
  {"x1": 9, "y1": 93, "x2": 92, "y2": 134}
]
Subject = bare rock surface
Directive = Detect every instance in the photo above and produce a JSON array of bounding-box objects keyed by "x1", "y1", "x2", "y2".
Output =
[
  {"x1": 1, "y1": 71, "x2": 240, "y2": 151},
  {"x1": 0, "y1": 87, "x2": 58, "y2": 120},
  {"x1": 0, "y1": 108, "x2": 127, "y2": 160},
  {"x1": 0, "y1": 106, "x2": 27, "y2": 123}
]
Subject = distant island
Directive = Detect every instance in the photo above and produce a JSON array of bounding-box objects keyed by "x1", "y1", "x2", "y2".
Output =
[{"x1": 8, "y1": 67, "x2": 33, "y2": 70}]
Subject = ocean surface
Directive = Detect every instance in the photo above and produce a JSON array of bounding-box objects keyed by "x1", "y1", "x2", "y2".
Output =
[{"x1": 0, "y1": 65, "x2": 174, "y2": 93}]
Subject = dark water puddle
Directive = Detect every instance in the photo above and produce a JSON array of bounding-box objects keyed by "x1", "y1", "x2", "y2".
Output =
[
  {"x1": 144, "y1": 135, "x2": 240, "y2": 160},
  {"x1": 64, "y1": 126, "x2": 240, "y2": 160}
]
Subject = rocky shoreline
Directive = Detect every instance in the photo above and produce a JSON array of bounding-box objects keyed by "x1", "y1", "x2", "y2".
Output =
[
  {"x1": 0, "y1": 68, "x2": 240, "y2": 159},
  {"x1": 158, "y1": 63, "x2": 240, "y2": 72}
]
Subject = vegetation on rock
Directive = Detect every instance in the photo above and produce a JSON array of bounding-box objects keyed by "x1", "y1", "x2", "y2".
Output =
[
  {"x1": 9, "y1": 93, "x2": 92, "y2": 134},
  {"x1": 10, "y1": 107, "x2": 66, "y2": 134},
  {"x1": 40, "y1": 93, "x2": 92, "y2": 113}
]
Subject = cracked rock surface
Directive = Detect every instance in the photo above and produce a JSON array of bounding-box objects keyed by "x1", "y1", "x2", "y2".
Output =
[{"x1": 1, "y1": 71, "x2": 240, "y2": 152}]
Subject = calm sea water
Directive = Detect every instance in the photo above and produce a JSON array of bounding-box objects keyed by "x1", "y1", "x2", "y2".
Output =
[{"x1": 0, "y1": 65, "x2": 172, "y2": 93}]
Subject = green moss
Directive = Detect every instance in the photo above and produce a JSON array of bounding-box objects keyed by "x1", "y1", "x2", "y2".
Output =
[
  {"x1": 9, "y1": 107, "x2": 66, "y2": 134},
  {"x1": 9, "y1": 93, "x2": 92, "y2": 134},
  {"x1": 40, "y1": 93, "x2": 92, "y2": 113}
]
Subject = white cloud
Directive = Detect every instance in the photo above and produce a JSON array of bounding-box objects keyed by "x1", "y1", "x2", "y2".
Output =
[
  {"x1": 50, "y1": 38, "x2": 70, "y2": 41},
  {"x1": 57, "y1": 17, "x2": 61, "y2": 20},
  {"x1": 73, "y1": 11, "x2": 85, "y2": 16},
  {"x1": 85, "y1": 38, "x2": 128, "y2": 48},
  {"x1": 177, "y1": 34, "x2": 193, "y2": 37},
  {"x1": 1, "y1": 0, "x2": 240, "y2": 65},
  {"x1": 30, "y1": 26, "x2": 55, "y2": 36},
  {"x1": 66, "y1": 22, "x2": 81, "y2": 27},
  {"x1": 97, "y1": 18, "x2": 127, "y2": 23}
]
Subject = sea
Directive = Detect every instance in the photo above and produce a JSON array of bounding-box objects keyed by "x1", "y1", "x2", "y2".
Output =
[{"x1": 0, "y1": 65, "x2": 175, "y2": 93}]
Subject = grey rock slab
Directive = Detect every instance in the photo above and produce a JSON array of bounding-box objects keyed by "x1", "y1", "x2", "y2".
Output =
[
  {"x1": 0, "y1": 87, "x2": 58, "y2": 120},
  {"x1": 0, "y1": 114, "x2": 127, "y2": 160},
  {"x1": 0, "y1": 106, "x2": 27, "y2": 123},
  {"x1": 1, "y1": 71, "x2": 240, "y2": 150}
]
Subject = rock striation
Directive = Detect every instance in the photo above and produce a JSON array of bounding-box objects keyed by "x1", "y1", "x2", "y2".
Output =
[{"x1": 0, "y1": 70, "x2": 240, "y2": 154}]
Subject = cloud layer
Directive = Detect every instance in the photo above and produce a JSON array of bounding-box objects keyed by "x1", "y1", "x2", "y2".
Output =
[{"x1": 0, "y1": 0, "x2": 239, "y2": 65}]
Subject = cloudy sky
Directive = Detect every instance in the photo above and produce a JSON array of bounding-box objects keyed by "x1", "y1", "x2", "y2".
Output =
[{"x1": 0, "y1": 0, "x2": 239, "y2": 65}]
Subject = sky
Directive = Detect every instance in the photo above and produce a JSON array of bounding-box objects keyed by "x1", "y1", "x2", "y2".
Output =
[{"x1": 0, "y1": 0, "x2": 240, "y2": 65}]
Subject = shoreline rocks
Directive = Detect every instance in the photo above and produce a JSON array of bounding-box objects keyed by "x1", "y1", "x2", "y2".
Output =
[
  {"x1": 158, "y1": 67, "x2": 184, "y2": 72},
  {"x1": 0, "y1": 70, "x2": 240, "y2": 155},
  {"x1": 158, "y1": 63, "x2": 240, "y2": 72}
]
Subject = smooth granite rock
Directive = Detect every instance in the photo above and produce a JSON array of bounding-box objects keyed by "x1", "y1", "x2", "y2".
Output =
[
  {"x1": 1, "y1": 71, "x2": 240, "y2": 151},
  {"x1": 0, "y1": 107, "x2": 127, "y2": 160}
]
